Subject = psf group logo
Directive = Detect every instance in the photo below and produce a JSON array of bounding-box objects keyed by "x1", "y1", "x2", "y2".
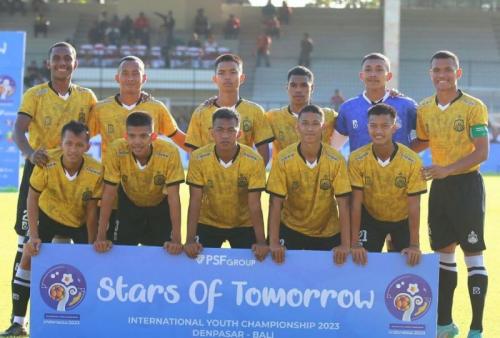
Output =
[
  {"x1": 40, "y1": 264, "x2": 86, "y2": 312},
  {"x1": 385, "y1": 274, "x2": 432, "y2": 322},
  {"x1": 0, "y1": 75, "x2": 15, "y2": 102}
]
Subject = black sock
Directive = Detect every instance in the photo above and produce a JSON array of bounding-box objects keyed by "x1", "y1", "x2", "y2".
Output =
[
  {"x1": 12, "y1": 268, "x2": 31, "y2": 319},
  {"x1": 438, "y1": 264, "x2": 457, "y2": 326},
  {"x1": 10, "y1": 246, "x2": 23, "y2": 322},
  {"x1": 466, "y1": 257, "x2": 488, "y2": 332}
]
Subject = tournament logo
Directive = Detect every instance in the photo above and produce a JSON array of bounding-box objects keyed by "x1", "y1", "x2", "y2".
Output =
[
  {"x1": 237, "y1": 175, "x2": 248, "y2": 188},
  {"x1": 242, "y1": 119, "x2": 252, "y2": 132},
  {"x1": 320, "y1": 178, "x2": 331, "y2": 190},
  {"x1": 40, "y1": 264, "x2": 86, "y2": 312},
  {"x1": 0, "y1": 75, "x2": 15, "y2": 102},
  {"x1": 453, "y1": 118, "x2": 465, "y2": 132},
  {"x1": 385, "y1": 274, "x2": 432, "y2": 322},
  {"x1": 394, "y1": 174, "x2": 407, "y2": 189},
  {"x1": 154, "y1": 174, "x2": 166, "y2": 186}
]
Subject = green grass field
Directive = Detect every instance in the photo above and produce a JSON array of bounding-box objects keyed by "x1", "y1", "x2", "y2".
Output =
[{"x1": 0, "y1": 177, "x2": 499, "y2": 337}]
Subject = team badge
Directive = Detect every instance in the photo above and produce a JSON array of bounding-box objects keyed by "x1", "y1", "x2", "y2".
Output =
[
  {"x1": 81, "y1": 189, "x2": 92, "y2": 201},
  {"x1": 206, "y1": 179, "x2": 214, "y2": 188},
  {"x1": 320, "y1": 178, "x2": 331, "y2": 190},
  {"x1": 467, "y1": 230, "x2": 478, "y2": 244},
  {"x1": 453, "y1": 119, "x2": 465, "y2": 132},
  {"x1": 242, "y1": 119, "x2": 252, "y2": 132},
  {"x1": 291, "y1": 181, "x2": 300, "y2": 191},
  {"x1": 238, "y1": 175, "x2": 248, "y2": 187},
  {"x1": 107, "y1": 124, "x2": 114, "y2": 134},
  {"x1": 154, "y1": 174, "x2": 165, "y2": 186},
  {"x1": 44, "y1": 116, "x2": 52, "y2": 127},
  {"x1": 278, "y1": 131, "x2": 285, "y2": 141},
  {"x1": 78, "y1": 109, "x2": 85, "y2": 123},
  {"x1": 394, "y1": 174, "x2": 407, "y2": 188},
  {"x1": 364, "y1": 175, "x2": 372, "y2": 186},
  {"x1": 121, "y1": 174, "x2": 128, "y2": 183}
]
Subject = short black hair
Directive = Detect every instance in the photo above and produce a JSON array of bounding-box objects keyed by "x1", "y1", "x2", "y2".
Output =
[
  {"x1": 118, "y1": 55, "x2": 145, "y2": 72},
  {"x1": 48, "y1": 42, "x2": 77, "y2": 59},
  {"x1": 126, "y1": 112, "x2": 153, "y2": 129},
  {"x1": 298, "y1": 104, "x2": 324, "y2": 120},
  {"x1": 361, "y1": 53, "x2": 390, "y2": 71},
  {"x1": 287, "y1": 66, "x2": 314, "y2": 82},
  {"x1": 430, "y1": 50, "x2": 460, "y2": 68},
  {"x1": 61, "y1": 120, "x2": 90, "y2": 141},
  {"x1": 367, "y1": 103, "x2": 397, "y2": 120},
  {"x1": 214, "y1": 53, "x2": 243, "y2": 71},
  {"x1": 212, "y1": 107, "x2": 240, "y2": 126}
]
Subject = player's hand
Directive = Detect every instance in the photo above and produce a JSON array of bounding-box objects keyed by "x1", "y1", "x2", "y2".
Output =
[
  {"x1": 93, "y1": 239, "x2": 112, "y2": 253},
  {"x1": 422, "y1": 165, "x2": 452, "y2": 180},
  {"x1": 351, "y1": 245, "x2": 367, "y2": 265},
  {"x1": 164, "y1": 240, "x2": 183, "y2": 255},
  {"x1": 251, "y1": 242, "x2": 269, "y2": 262},
  {"x1": 202, "y1": 96, "x2": 217, "y2": 107},
  {"x1": 29, "y1": 148, "x2": 49, "y2": 167},
  {"x1": 184, "y1": 241, "x2": 203, "y2": 259},
  {"x1": 270, "y1": 242, "x2": 286, "y2": 264},
  {"x1": 26, "y1": 238, "x2": 41, "y2": 256},
  {"x1": 402, "y1": 246, "x2": 421, "y2": 266},
  {"x1": 333, "y1": 245, "x2": 350, "y2": 265},
  {"x1": 388, "y1": 88, "x2": 404, "y2": 97}
]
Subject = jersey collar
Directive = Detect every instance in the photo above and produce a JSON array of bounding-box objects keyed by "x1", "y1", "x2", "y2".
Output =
[
  {"x1": 362, "y1": 90, "x2": 390, "y2": 105},
  {"x1": 287, "y1": 105, "x2": 299, "y2": 118},
  {"x1": 214, "y1": 97, "x2": 243, "y2": 109},
  {"x1": 371, "y1": 142, "x2": 398, "y2": 164},
  {"x1": 297, "y1": 143, "x2": 322, "y2": 165},
  {"x1": 434, "y1": 89, "x2": 463, "y2": 108},
  {"x1": 214, "y1": 144, "x2": 240, "y2": 165},
  {"x1": 114, "y1": 93, "x2": 145, "y2": 108},
  {"x1": 60, "y1": 155, "x2": 84, "y2": 179},
  {"x1": 131, "y1": 144, "x2": 153, "y2": 168},
  {"x1": 49, "y1": 81, "x2": 73, "y2": 97}
]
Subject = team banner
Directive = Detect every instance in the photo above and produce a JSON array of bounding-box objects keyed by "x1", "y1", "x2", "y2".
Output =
[
  {"x1": 31, "y1": 245, "x2": 438, "y2": 338},
  {"x1": 0, "y1": 31, "x2": 25, "y2": 191}
]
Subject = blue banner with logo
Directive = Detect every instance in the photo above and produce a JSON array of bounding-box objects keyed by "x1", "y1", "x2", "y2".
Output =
[
  {"x1": 31, "y1": 245, "x2": 438, "y2": 338},
  {"x1": 0, "y1": 31, "x2": 25, "y2": 191}
]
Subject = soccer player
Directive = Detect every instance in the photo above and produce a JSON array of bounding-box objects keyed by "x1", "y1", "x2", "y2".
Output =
[
  {"x1": 94, "y1": 112, "x2": 184, "y2": 254},
  {"x1": 348, "y1": 103, "x2": 427, "y2": 266},
  {"x1": 266, "y1": 66, "x2": 337, "y2": 161},
  {"x1": 3, "y1": 42, "x2": 97, "y2": 336},
  {"x1": 266, "y1": 104, "x2": 351, "y2": 265},
  {"x1": 413, "y1": 51, "x2": 489, "y2": 338},
  {"x1": 185, "y1": 53, "x2": 274, "y2": 164},
  {"x1": 183, "y1": 108, "x2": 268, "y2": 261},
  {"x1": 331, "y1": 53, "x2": 417, "y2": 152},
  {"x1": 3, "y1": 121, "x2": 102, "y2": 337}
]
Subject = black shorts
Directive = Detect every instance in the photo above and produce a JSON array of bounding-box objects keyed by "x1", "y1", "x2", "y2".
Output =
[
  {"x1": 428, "y1": 171, "x2": 486, "y2": 252},
  {"x1": 197, "y1": 223, "x2": 256, "y2": 249},
  {"x1": 359, "y1": 207, "x2": 409, "y2": 252},
  {"x1": 115, "y1": 187, "x2": 172, "y2": 246},
  {"x1": 14, "y1": 159, "x2": 34, "y2": 236},
  {"x1": 280, "y1": 223, "x2": 341, "y2": 251},
  {"x1": 38, "y1": 209, "x2": 88, "y2": 244}
]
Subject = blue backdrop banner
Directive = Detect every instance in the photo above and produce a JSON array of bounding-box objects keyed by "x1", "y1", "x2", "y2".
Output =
[
  {"x1": 0, "y1": 31, "x2": 25, "y2": 191},
  {"x1": 31, "y1": 245, "x2": 438, "y2": 338}
]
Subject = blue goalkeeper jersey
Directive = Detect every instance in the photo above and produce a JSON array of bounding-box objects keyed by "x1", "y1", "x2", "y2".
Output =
[{"x1": 335, "y1": 91, "x2": 417, "y2": 152}]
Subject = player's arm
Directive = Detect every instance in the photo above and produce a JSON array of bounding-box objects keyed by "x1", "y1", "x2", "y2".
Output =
[
  {"x1": 170, "y1": 130, "x2": 189, "y2": 152},
  {"x1": 410, "y1": 138, "x2": 429, "y2": 153},
  {"x1": 350, "y1": 189, "x2": 367, "y2": 265},
  {"x1": 423, "y1": 136, "x2": 489, "y2": 180},
  {"x1": 184, "y1": 185, "x2": 203, "y2": 258},
  {"x1": 26, "y1": 187, "x2": 42, "y2": 256},
  {"x1": 94, "y1": 183, "x2": 117, "y2": 252},
  {"x1": 331, "y1": 130, "x2": 349, "y2": 151},
  {"x1": 402, "y1": 195, "x2": 421, "y2": 266},
  {"x1": 268, "y1": 195, "x2": 285, "y2": 264},
  {"x1": 13, "y1": 114, "x2": 48, "y2": 166},
  {"x1": 248, "y1": 191, "x2": 269, "y2": 261},
  {"x1": 85, "y1": 199, "x2": 99, "y2": 244},
  {"x1": 164, "y1": 184, "x2": 183, "y2": 255},
  {"x1": 334, "y1": 195, "x2": 351, "y2": 266},
  {"x1": 256, "y1": 143, "x2": 270, "y2": 165}
]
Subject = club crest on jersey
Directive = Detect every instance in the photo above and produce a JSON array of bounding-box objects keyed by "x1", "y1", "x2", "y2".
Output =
[
  {"x1": 320, "y1": 178, "x2": 331, "y2": 190},
  {"x1": 238, "y1": 175, "x2": 248, "y2": 188},
  {"x1": 364, "y1": 175, "x2": 372, "y2": 186},
  {"x1": 395, "y1": 174, "x2": 407, "y2": 188},
  {"x1": 352, "y1": 120, "x2": 359, "y2": 129},
  {"x1": 82, "y1": 188, "x2": 92, "y2": 201},
  {"x1": 121, "y1": 174, "x2": 128, "y2": 183},
  {"x1": 468, "y1": 230, "x2": 478, "y2": 244},
  {"x1": 107, "y1": 124, "x2": 114, "y2": 134},
  {"x1": 453, "y1": 118, "x2": 465, "y2": 132},
  {"x1": 44, "y1": 116, "x2": 52, "y2": 127},
  {"x1": 242, "y1": 119, "x2": 252, "y2": 132},
  {"x1": 278, "y1": 130, "x2": 285, "y2": 141},
  {"x1": 291, "y1": 181, "x2": 300, "y2": 191},
  {"x1": 154, "y1": 174, "x2": 165, "y2": 186},
  {"x1": 78, "y1": 110, "x2": 85, "y2": 123}
]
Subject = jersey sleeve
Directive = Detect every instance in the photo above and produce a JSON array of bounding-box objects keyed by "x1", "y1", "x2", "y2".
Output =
[
  {"x1": 92, "y1": 174, "x2": 104, "y2": 199},
  {"x1": 248, "y1": 157, "x2": 266, "y2": 192},
  {"x1": 266, "y1": 159, "x2": 287, "y2": 198},
  {"x1": 88, "y1": 89, "x2": 98, "y2": 108},
  {"x1": 157, "y1": 102, "x2": 179, "y2": 138},
  {"x1": 186, "y1": 154, "x2": 204, "y2": 187},
  {"x1": 335, "y1": 103, "x2": 349, "y2": 136},
  {"x1": 29, "y1": 165, "x2": 47, "y2": 193},
  {"x1": 407, "y1": 157, "x2": 427, "y2": 196},
  {"x1": 332, "y1": 157, "x2": 351, "y2": 196},
  {"x1": 87, "y1": 107, "x2": 100, "y2": 137},
  {"x1": 18, "y1": 88, "x2": 38, "y2": 118},
  {"x1": 185, "y1": 109, "x2": 202, "y2": 149},
  {"x1": 103, "y1": 142, "x2": 121, "y2": 185},
  {"x1": 348, "y1": 156, "x2": 364, "y2": 189},
  {"x1": 469, "y1": 102, "x2": 489, "y2": 138},
  {"x1": 252, "y1": 105, "x2": 275, "y2": 146},
  {"x1": 165, "y1": 147, "x2": 185, "y2": 186},
  {"x1": 416, "y1": 107, "x2": 429, "y2": 141}
]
